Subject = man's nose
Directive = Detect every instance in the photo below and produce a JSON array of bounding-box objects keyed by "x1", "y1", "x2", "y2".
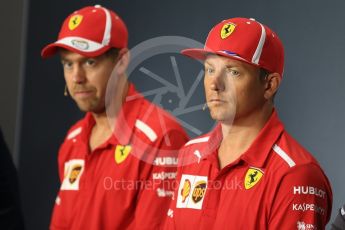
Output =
[
  {"x1": 72, "y1": 66, "x2": 86, "y2": 84},
  {"x1": 210, "y1": 71, "x2": 225, "y2": 91}
]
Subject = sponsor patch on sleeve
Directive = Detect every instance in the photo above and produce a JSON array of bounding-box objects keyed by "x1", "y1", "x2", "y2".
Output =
[{"x1": 61, "y1": 159, "x2": 85, "y2": 190}]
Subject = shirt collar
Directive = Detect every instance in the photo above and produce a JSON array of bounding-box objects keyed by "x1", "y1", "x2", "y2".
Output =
[
  {"x1": 203, "y1": 109, "x2": 284, "y2": 168},
  {"x1": 240, "y1": 109, "x2": 284, "y2": 168},
  {"x1": 108, "y1": 83, "x2": 143, "y2": 145}
]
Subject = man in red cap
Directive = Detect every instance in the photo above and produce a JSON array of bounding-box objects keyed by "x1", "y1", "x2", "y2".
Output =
[
  {"x1": 164, "y1": 18, "x2": 332, "y2": 229},
  {"x1": 41, "y1": 5, "x2": 188, "y2": 229}
]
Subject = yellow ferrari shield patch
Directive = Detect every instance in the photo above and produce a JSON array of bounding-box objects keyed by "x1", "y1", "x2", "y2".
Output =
[
  {"x1": 68, "y1": 15, "x2": 83, "y2": 30},
  {"x1": 115, "y1": 145, "x2": 132, "y2": 164},
  {"x1": 244, "y1": 167, "x2": 264, "y2": 190},
  {"x1": 220, "y1": 23, "x2": 236, "y2": 39}
]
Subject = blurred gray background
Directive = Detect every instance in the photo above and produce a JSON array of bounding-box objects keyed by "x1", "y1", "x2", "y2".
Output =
[{"x1": 1, "y1": 0, "x2": 344, "y2": 229}]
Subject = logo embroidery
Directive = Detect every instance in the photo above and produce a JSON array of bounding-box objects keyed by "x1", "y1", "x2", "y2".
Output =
[
  {"x1": 69, "y1": 164, "x2": 82, "y2": 184},
  {"x1": 244, "y1": 167, "x2": 264, "y2": 189},
  {"x1": 68, "y1": 15, "x2": 83, "y2": 30},
  {"x1": 176, "y1": 174, "x2": 208, "y2": 210},
  {"x1": 61, "y1": 159, "x2": 85, "y2": 190},
  {"x1": 191, "y1": 180, "x2": 207, "y2": 203},
  {"x1": 193, "y1": 150, "x2": 202, "y2": 163},
  {"x1": 220, "y1": 23, "x2": 236, "y2": 39},
  {"x1": 115, "y1": 145, "x2": 132, "y2": 164},
  {"x1": 71, "y1": 40, "x2": 89, "y2": 50},
  {"x1": 180, "y1": 179, "x2": 191, "y2": 203}
]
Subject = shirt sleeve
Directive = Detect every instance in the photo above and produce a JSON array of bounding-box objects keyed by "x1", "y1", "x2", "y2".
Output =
[
  {"x1": 162, "y1": 167, "x2": 181, "y2": 230},
  {"x1": 133, "y1": 129, "x2": 188, "y2": 230},
  {"x1": 269, "y1": 163, "x2": 333, "y2": 229}
]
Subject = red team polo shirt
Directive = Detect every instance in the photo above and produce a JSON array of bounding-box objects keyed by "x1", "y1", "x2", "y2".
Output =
[
  {"x1": 165, "y1": 110, "x2": 332, "y2": 230},
  {"x1": 50, "y1": 84, "x2": 188, "y2": 230}
]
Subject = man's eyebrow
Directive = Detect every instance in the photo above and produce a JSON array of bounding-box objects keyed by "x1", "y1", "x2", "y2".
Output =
[
  {"x1": 224, "y1": 64, "x2": 239, "y2": 68},
  {"x1": 204, "y1": 61, "x2": 213, "y2": 66}
]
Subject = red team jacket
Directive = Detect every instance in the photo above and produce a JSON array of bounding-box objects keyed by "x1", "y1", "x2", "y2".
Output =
[
  {"x1": 50, "y1": 84, "x2": 188, "y2": 229},
  {"x1": 165, "y1": 110, "x2": 332, "y2": 230}
]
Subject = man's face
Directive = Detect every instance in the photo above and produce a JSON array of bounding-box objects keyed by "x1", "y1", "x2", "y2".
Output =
[
  {"x1": 60, "y1": 50, "x2": 117, "y2": 113},
  {"x1": 204, "y1": 55, "x2": 266, "y2": 124}
]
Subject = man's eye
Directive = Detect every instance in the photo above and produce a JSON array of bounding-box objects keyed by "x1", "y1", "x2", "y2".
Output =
[
  {"x1": 62, "y1": 61, "x2": 73, "y2": 69},
  {"x1": 86, "y1": 59, "x2": 96, "y2": 66},
  {"x1": 205, "y1": 67, "x2": 214, "y2": 74},
  {"x1": 227, "y1": 69, "x2": 240, "y2": 77}
]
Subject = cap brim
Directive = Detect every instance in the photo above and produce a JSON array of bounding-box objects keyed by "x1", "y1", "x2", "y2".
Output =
[
  {"x1": 181, "y1": 48, "x2": 255, "y2": 66},
  {"x1": 41, "y1": 38, "x2": 111, "y2": 58},
  {"x1": 41, "y1": 43, "x2": 65, "y2": 58},
  {"x1": 181, "y1": 48, "x2": 210, "y2": 60}
]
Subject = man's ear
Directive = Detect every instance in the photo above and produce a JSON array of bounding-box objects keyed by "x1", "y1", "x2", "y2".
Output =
[
  {"x1": 115, "y1": 48, "x2": 130, "y2": 75},
  {"x1": 264, "y1": 72, "x2": 281, "y2": 100}
]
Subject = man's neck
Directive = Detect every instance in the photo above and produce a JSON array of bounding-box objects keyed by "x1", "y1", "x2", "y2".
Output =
[
  {"x1": 88, "y1": 79, "x2": 129, "y2": 151},
  {"x1": 218, "y1": 105, "x2": 273, "y2": 169},
  {"x1": 91, "y1": 79, "x2": 129, "y2": 129},
  {"x1": 91, "y1": 112, "x2": 111, "y2": 130}
]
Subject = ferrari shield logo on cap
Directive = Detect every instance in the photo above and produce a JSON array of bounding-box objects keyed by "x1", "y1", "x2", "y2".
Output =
[
  {"x1": 220, "y1": 23, "x2": 236, "y2": 39},
  {"x1": 68, "y1": 15, "x2": 83, "y2": 30},
  {"x1": 244, "y1": 167, "x2": 264, "y2": 189},
  {"x1": 115, "y1": 145, "x2": 132, "y2": 164}
]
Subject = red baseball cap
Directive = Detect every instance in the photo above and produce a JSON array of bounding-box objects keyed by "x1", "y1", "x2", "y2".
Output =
[
  {"x1": 41, "y1": 5, "x2": 128, "y2": 58},
  {"x1": 182, "y1": 18, "x2": 284, "y2": 76}
]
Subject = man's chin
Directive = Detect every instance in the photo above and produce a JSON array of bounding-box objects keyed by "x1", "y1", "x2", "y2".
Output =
[
  {"x1": 210, "y1": 111, "x2": 235, "y2": 124},
  {"x1": 75, "y1": 102, "x2": 104, "y2": 114}
]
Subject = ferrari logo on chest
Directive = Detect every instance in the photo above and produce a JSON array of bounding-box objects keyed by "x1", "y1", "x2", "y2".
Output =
[
  {"x1": 68, "y1": 15, "x2": 83, "y2": 30},
  {"x1": 115, "y1": 144, "x2": 132, "y2": 164},
  {"x1": 244, "y1": 167, "x2": 264, "y2": 190}
]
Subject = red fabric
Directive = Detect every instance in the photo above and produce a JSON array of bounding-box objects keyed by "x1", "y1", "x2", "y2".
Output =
[
  {"x1": 164, "y1": 110, "x2": 332, "y2": 230},
  {"x1": 50, "y1": 84, "x2": 188, "y2": 230},
  {"x1": 181, "y1": 18, "x2": 284, "y2": 76},
  {"x1": 41, "y1": 5, "x2": 128, "y2": 58}
]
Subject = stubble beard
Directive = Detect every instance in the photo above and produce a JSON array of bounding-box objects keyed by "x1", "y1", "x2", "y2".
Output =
[{"x1": 74, "y1": 96, "x2": 104, "y2": 114}]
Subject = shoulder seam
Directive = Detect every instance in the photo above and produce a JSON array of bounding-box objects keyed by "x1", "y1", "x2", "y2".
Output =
[
  {"x1": 272, "y1": 144, "x2": 296, "y2": 168},
  {"x1": 66, "y1": 127, "x2": 82, "y2": 140},
  {"x1": 135, "y1": 119, "x2": 158, "y2": 142},
  {"x1": 185, "y1": 136, "x2": 210, "y2": 146}
]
